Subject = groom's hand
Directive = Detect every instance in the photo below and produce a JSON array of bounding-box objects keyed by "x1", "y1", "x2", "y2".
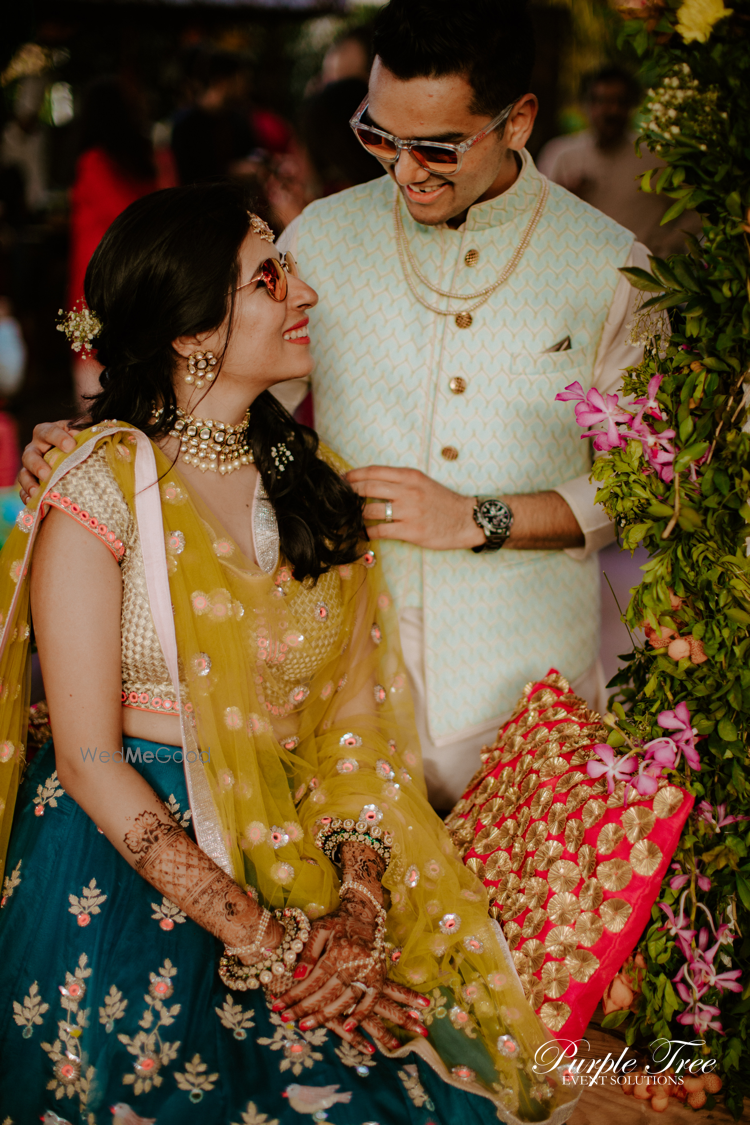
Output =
[
  {"x1": 347, "y1": 465, "x2": 484, "y2": 551},
  {"x1": 18, "y1": 421, "x2": 77, "y2": 503}
]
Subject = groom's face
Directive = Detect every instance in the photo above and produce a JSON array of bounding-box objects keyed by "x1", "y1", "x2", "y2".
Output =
[{"x1": 366, "y1": 58, "x2": 536, "y2": 226}]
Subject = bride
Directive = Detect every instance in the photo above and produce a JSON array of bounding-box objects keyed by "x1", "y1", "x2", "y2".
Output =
[{"x1": 0, "y1": 184, "x2": 574, "y2": 1123}]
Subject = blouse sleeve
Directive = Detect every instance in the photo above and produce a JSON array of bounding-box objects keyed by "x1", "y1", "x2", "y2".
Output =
[{"x1": 42, "y1": 444, "x2": 133, "y2": 564}]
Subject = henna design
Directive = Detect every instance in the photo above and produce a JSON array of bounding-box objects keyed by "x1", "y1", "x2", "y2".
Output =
[
  {"x1": 338, "y1": 841, "x2": 385, "y2": 915},
  {"x1": 124, "y1": 805, "x2": 276, "y2": 953}
]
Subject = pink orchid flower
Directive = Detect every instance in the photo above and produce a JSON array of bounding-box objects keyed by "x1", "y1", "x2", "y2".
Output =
[
  {"x1": 669, "y1": 862, "x2": 711, "y2": 893},
  {"x1": 629, "y1": 759, "x2": 663, "y2": 797},
  {"x1": 659, "y1": 891, "x2": 696, "y2": 957},
  {"x1": 658, "y1": 702, "x2": 701, "y2": 770},
  {"x1": 555, "y1": 382, "x2": 631, "y2": 451},
  {"x1": 676, "y1": 1001, "x2": 723, "y2": 1035},
  {"x1": 634, "y1": 372, "x2": 665, "y2": 420},
  {"x1": 586, "y1": 743, "x2": 638, "y2": 794},
  {"x1": 698, "y1": 800, "x2": 749, "y2": 832},
  {"x1": 621, "y1": 416, "x2": 676, "y2": 483}
]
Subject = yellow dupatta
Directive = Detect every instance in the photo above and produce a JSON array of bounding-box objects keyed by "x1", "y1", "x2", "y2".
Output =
[{"x1": 0, "y1": 425, "x2": 577, "y2": 1123}]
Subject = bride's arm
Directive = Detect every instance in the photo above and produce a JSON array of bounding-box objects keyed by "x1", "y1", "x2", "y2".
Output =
[{"x1": 31, "y1": 507, "x2": 282, "y2": 956}]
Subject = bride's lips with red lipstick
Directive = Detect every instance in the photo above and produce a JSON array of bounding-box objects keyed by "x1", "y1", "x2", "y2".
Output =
[{"x1": 282, "y1": 318, "x2": 310, "y2": 345}]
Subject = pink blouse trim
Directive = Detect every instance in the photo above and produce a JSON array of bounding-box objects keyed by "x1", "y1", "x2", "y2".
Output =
[{"x1": 43, "y1": 492, "x2": 126, "y2": 562}]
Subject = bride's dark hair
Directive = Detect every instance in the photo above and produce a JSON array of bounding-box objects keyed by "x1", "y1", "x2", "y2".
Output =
[{"x1": 83, "y1": 181, "x2": 364, "y2": 582}]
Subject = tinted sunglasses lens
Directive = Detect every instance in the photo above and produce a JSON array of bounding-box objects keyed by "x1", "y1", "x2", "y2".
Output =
[
  {"x1": 412, "y1": 144, "x2": 460, "y2": 173},
  {"x1": 355, "y1": 126, "x2": 398, "y2": 162},
  {"x1": 260, "y1": 258, "x2": 287, "y2": 301},
  {"x1": 283, "y1": 252, "x2": 299, "y2": 278}
]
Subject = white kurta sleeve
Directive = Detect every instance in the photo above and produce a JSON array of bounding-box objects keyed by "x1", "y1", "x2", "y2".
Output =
[
  {"x1": 270, "y1": 215, "x2": 310, "y2": 414},
  {"x1": 553, "y1": 240, "x2": 650, "y2": 560}
]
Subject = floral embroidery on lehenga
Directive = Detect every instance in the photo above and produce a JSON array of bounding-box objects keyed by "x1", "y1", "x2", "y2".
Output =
[
  {"x1": 99, "y1": 985, "x2": 128, "y2": 1033},
  {"x1": 41, "y1": 953, "x2": 95, "y2": 1107},
  {"x1": 1, "y1": 858, "x2": 21, "y2": 906},
  {"x1": 215, "y1": 993, "x2": 256, "y2": 1040},
  {"x1": 33, "y1": 771, "x2": 65, "y2": 816},
  {"x1": 68, "y1": 878, "x2": 107, "y2": 927},
  {"x1": 165, "y1": 793, "x2": 192, "y2": 829},
  {"x1": 117, "y1": 959, "x2": 181, "y2": 1095},
  {"x1": 151, "y1": 895, "x2": 187, "y2": 930},
  {"x1": 257, "y1": 1011, "x2": 327, "y2": 1075},
  {"x1": 399, "y1": 1064, "x2": 435, "y2": 1110},
  {"x1": 334, "y1": 1040, "x2": 377, "y2": 1076},
  {"x1": 231, "y1": 1103, "x2": 279, "y2": 1125},
  {"x1": 174, "y1": 1052, "x2": 220, "y2": 1103},
  {"x1": 12, "y1": 980, "x2": 49, "y2": 1039}
]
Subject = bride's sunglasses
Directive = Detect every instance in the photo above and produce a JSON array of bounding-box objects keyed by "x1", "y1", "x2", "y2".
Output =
[
  {"x1": 349, "y1": 97, "x2": 515, "y2": 176},
  {"x1": 236, "y1": 252, "x2": 299, "y2": 302}
]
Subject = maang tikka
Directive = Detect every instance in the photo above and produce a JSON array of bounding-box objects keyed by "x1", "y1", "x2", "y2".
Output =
[{"x1": 185, "y1": 350, "x2": 218, "y2": 390}]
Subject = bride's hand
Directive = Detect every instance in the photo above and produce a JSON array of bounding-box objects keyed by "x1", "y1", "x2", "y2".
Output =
[{"x1": 272, "y1": 892, "x2": 429, "y2": 1053}]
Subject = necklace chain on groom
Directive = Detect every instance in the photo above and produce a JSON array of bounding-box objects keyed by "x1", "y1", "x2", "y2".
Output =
[{"x1": 393, "y1": 178, "x2": 549, "y2": 328}]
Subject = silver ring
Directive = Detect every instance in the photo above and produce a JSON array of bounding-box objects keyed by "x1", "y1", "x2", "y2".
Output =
[{"x1": 384, "y1": 501, "x2": 394, "y2": 523}]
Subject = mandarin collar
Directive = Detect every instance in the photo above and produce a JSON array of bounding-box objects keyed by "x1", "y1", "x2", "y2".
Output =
[{"x1": 434, "y1": 148, "x2": 543, "y2": 233}]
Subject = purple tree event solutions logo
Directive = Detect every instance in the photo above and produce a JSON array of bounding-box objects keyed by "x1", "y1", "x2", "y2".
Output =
[{"x1": 534, "y1": 1037, "x2": 718, "y2": 1087}]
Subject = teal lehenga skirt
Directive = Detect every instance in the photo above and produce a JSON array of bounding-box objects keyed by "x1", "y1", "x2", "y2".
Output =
[{"x1": 0, "y1": 738, "x2": 502, "y2": 1124}]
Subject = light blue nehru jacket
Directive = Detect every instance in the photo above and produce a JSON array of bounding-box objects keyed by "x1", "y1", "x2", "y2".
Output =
[{"x1": 295, "y1": 154, "x2": 634, "y2": 739}]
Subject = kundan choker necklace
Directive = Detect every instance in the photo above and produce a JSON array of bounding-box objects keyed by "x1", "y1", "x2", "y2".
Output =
[{"x1": 152, "y1": 404, "x2": 254, "y2": 474}]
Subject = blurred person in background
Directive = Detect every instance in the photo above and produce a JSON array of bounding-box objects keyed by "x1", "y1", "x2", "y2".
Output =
[
  {"x1": 171, "y1": 48, "x2": 259, "y2": 186},
  {"x1": 537, "y1": 65, "x2": 699, "y2": 257},
  {"x1": 69, "y1": 76, "x2": 157, "y2": 404},
  {"x1": 0, "y1": 75, "x2": 48, "y2": 215},
  {"x1": 320, "y1": 25, "x2": 372, "y2": 88},
  {"x1": 300, "y1": 77, "x2": 385, "y2": 198},
  {"x1": 0, "y1": 295, "x2": 25, "y2": 490}
]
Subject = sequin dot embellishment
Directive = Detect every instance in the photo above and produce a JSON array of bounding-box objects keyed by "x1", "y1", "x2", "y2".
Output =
[
  {"x1": 439, "y1": 912, "x2": 461, "y2": 935},
  {"x1": 451, "y1": 1065, "x2": 475, "y2": 1081},
  {"x1": 374, "y1": 685, "x2": 387, "y2": 705},
  {"x1": 0, "y1": 741, "x2": 16, "y2": 763},
  {"x1": 362, "y1": 550, "x2": 376, "y2": 567},
  {"x1": 16, "y1": 510, "x2": 33, "y2": 533},
  {"x1": 315, "y1": 603, "x2": 329, "y2": 621},
  {"x1": 167, "y1": 530, "x2": 185, "y2": 554},
  {"x1": 271, "y1": 861, "x2": 295, "y2": 884},
  {"x1": 371, "y1": 623, "x2": 382, "y2": 644},
  {"x1": 280, "y1": 736, "x2": 300, "y2": 751},
  {"x1": 149, "y1": 974, "x2": 174, "y2": 1000},
  {"x1": 224, "y1": 707, "x2": 243, "y2": 730},
  {"x1": 270, "y1": 826, "x2": 290, "y2": 849},
  {"x1": 497, "y1": 1033, "x2": 519, "y2": 1057},
  {"x1": 213, "y1": 538, "x2": 234, "y2": 558},
  {"x1": 337, "y1": 758, "x2": 360, "y2": 774},
  {"x1": 375, "y1": 759, "x2": 395, "y2": 780},
  {"x1": 192, "y1": 652, "x2": 211, "y2": 676},
  {"x1": 405, "y1": 865, "x2": 420, "y2": 888},
  {"x1": 191, "y1": 591, "x2": 210, "y2": 614},
  {"x1": 463, "y1": 935, "x2": 484, "y2": 954},
  {"x1": 360, "y1": 804, "x2": 383, "y2": 825},
  {"x1": 289, "y1": 685, "x2": 309, "y2": 706},
  {"x1": 340, "y1": 732, "x2": 362, "y2": 748}
]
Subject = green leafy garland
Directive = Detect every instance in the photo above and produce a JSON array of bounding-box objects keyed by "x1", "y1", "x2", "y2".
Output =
[{"x1": 572, "y1": 0, "x2": 750, "y2": 1115}]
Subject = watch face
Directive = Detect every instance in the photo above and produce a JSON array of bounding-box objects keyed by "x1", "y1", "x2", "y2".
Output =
[{"x1": 479, "y1": 499, "x2": 512, "y2": 536}]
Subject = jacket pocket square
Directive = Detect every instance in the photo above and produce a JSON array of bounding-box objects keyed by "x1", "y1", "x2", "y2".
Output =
[{"x1": 543, "y1": 335, "x2": 572, "y2": 353}]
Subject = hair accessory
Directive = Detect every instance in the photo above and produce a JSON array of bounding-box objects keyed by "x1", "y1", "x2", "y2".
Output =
[
  {"x1": 248, "y1": 212, "x2": 276, "y2": 244},
  {"x1": 185, "y1": 349, "x2": 218, "y2": 389},
  {"x1": 56, "y1": 301, "x2": 103, "y2": 355},
  {"x1": 271, "y1": 442, "x2": 294, "y2": 472},
  {"x1": 218, "y1": 905, "x2": 310, "y2": 993},
  {"x1": 151, "y1": 404, "x2": 254, "y2": 475}
]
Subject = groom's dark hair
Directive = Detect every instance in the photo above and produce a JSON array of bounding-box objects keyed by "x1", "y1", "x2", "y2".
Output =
[{"x1": 372, "y1": 0, "x2": 535, "y2": 118}]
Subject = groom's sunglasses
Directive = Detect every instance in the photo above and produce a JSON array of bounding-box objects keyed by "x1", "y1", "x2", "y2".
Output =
[
  {"x1": 349, "y1": 97, "x2": 515, "y2": 176},
  {"x1": 237, "y1": 252, "x2": 299, "y2": 302}
]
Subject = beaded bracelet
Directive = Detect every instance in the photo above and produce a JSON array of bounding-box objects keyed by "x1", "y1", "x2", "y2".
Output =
[
  {"x1": 314, "y1": 816, "x2": 393, "y2": 867},
  {"x1": 225, "y1": 908, "x2": 271, "y2": 958},
  {"x1": 218, "y1": 906, "x2": 310, "y2": 993}
]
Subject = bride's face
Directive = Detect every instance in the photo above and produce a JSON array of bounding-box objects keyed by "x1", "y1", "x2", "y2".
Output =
[{"x1": 192, "y1": 231, "x2": 318, "y2": 391}]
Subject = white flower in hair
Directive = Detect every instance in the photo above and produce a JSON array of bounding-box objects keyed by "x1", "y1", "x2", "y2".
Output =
[{"x1": 56, "y1": 301, "x2": 103, "y2": 355}]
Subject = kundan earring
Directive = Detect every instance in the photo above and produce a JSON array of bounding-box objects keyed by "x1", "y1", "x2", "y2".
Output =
[{"x1": 185, "y1": 350, "x2": 218, "y2": 389}]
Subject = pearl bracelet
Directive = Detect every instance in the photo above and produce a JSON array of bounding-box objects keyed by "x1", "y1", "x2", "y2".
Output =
[
  {"x1": 225, "y1": 907, "x2": 271, "y2": 958},
  {"x1": 218, "y1": 906, "x2": 310, "y2": 993}
]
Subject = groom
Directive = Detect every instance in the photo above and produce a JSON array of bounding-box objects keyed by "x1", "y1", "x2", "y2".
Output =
[{"x1": 22, "y1": 0, "x2": 648, "y2": 810}]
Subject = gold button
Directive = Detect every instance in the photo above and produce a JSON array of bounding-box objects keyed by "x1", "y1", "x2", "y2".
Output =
[
  {"x1": 455, "y1": 312, "x2": 473, "y2": 329},
  {"x1": 464, "y1": 248, "x2": 479, "y2": 267},
  {"x1": 441, "y1": 445, "x2": 459, "y2": 461},
  {"x1": 449, "y1": 377, "x2": 467, "y2": 395}
]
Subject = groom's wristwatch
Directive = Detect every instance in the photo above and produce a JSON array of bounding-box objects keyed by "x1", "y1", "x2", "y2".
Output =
[{"x1": 471, "y1": 496, "x2": 514, "y2": 553}]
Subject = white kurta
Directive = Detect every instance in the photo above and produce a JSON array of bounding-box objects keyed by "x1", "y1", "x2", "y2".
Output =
[{"x1": 276, "y1": 152, "x2": 648, "y2": 805}]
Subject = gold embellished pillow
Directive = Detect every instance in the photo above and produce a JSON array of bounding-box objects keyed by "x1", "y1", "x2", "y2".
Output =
[{"x1": 446, "y1": 670, "x2": 693, "y2": 1042}]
